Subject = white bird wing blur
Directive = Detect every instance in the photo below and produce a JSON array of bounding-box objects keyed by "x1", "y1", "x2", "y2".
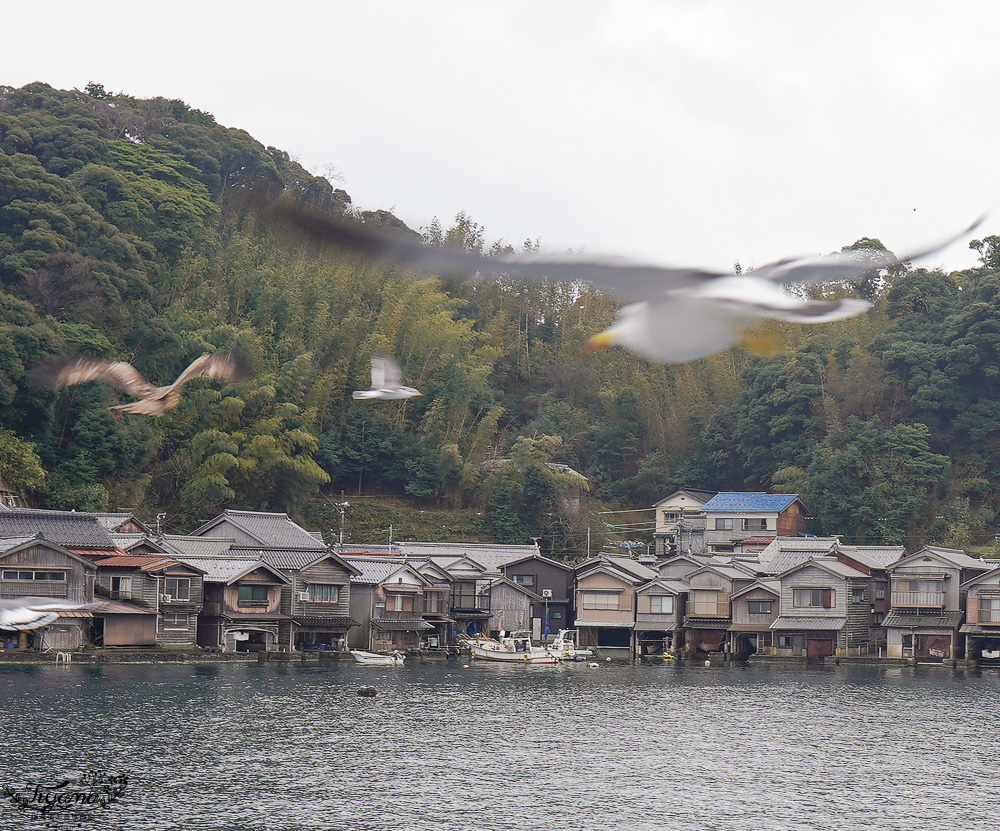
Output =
[
  {"x1": 0, "y1": 597, "x2": 86, "y2": 630},
  {"x1": 376, "y1": 354, "x2": 404, "y2": 387},
  {"x1": 269, "y1": 200, "x2": 985, "y2": 302}
]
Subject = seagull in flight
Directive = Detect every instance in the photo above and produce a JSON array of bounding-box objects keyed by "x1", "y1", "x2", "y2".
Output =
[
  {"x1": 0, "y1": 597, "x2": 86, "y2": 630},
  {"x1": 37, "y1": 351, "x2": 246, "y2": 415},
  {"x1": 353, "y1": 353, "x2": 422, "y2": 400},
  {"x1": 271, "y1": 201, "x2": 983, "y2": 363}
]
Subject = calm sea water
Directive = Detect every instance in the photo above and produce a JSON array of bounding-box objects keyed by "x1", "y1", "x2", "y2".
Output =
[{"x1": 1, "y1": 659, "x2": 999, "y2": 831}]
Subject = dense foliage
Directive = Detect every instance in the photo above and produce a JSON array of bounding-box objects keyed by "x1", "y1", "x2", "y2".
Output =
[{"x1": 2, "y1": 82, "x2": 999, "y2": 554}]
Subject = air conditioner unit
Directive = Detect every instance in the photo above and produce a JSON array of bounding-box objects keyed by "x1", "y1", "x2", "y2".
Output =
[
  {"x1": 296, "y1": 591, "x2": 311, "y2": 602},
  {"x1": 541, "y1": 589, "x2": 553, "y2": 598}
]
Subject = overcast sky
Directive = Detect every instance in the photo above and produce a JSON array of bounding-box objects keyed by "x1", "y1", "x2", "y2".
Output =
[{"x1": 5, "y1": 2, "x2": 998, "y2": 273}]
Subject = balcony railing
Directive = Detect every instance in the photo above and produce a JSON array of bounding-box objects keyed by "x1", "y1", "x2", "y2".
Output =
[
  {"x1": 690, "y1": 601, "x2": 730, "y2": 617},
  {"x1": 891, "y1": 591, "x2": 945, "y2": 608}
]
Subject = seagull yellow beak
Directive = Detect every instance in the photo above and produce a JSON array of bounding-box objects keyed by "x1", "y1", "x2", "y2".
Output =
[{"x1": 583, "y1": 330, "x2": 617, "y2": 353}]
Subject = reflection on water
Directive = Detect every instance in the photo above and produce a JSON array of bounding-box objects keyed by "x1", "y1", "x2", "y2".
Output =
[{"x1": 2, "y1": 660, "x2": 1000, "y2": 830}]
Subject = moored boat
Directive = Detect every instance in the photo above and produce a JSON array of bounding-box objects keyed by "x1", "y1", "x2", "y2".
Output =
[
  {"x1": 470, "y1": 633, "x2": 558, "y2": 665},
  {"x1": 351, "y1": 649, "x2": 405, "y2": 665},
  {"x1": 545, "y1": 629, "x2": 592, "y2": 661}
]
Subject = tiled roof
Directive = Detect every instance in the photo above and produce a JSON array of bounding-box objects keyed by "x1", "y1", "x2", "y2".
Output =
[
  {"x1": 92, "y1": 513, "x2": 151, "y2": 534},
  {"x1": 229, "y1": 547, "x2": 329, "y2": 571},
  {"x1": 162, "y1": 536, "x2": 236, "y2": 558},
  {"x1": 193, "y1": 510, "x2": 328, "y2": 550},
  {"x1": 882, "y1": 610, "x2": 964, "y2": 629},
  {"x1": 89, "y1": 599, "x2": 156, "y2": 615},
  {"x1": 701, "y1": 493, "x2": 801, "y2": 514},
  {"x1": 343, "y1": 556, "x2": 431, "y2": 585},
  {"x1": 400, "y1": 542, "x2": 538, "y2": 572},
  {"x1": 848, "y1": 546, "x2": 906, "y2": 567},
  {"x1": 93, "y1": 555, "x2": 175, "y2": 569},
  {"x1": 682, "y1": 618, "x2": 732, "y2": 630},
  {"x1": 0, "y1": 510, "x2": 117, "y2": 549},
  {"x1": 900, "y1": 546, "x2": 993, "y2": 571},
  {"x1": 0, "y1": 535, "x2": 41, "y2": 553},
  {"x1": 293, "y1": 616, "x2": 359, "y2": 628},
  {"x1": 371, "y1": 618, "x2": 434, "y2": 631},
  {"x1": 770, "y1": 616, "x2": 847, "y2": 631},
  {"x1": 169, "y1": 556, "x2": 283, "y2": 583}
]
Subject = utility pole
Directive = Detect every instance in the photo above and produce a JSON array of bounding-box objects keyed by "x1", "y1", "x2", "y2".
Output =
[{"x1": 336, "y1": 502, "x2": 350, "y2": 548}]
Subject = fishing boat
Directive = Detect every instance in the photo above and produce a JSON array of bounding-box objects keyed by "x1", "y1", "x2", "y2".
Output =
[
  {"x1": 545, "y1": 629, "x2": 592, "y2": 661},
  {"x1": 470, "y1": 633, "x2": 558, "y2": 665},
  {"x1": 350, "y1": 649, "x2": 405, "y2": 666}
]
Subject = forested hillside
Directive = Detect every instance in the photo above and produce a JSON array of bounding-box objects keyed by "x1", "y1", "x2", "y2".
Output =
[{"x1": 1, "y1": 81, "x2": 999, "y2": 554}]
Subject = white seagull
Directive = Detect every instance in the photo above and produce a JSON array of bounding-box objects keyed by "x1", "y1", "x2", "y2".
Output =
[
  {"x1": 36, "y1": 351, "x2": 246, "y2": 415},
  {"x1": 0, "y1": 597, "x2": 86, "y2": 631},
  {"x1": 272, "y1": 201, "x2": 984, "y2": 363},
  {"x1": 353, "y1": 353, "x2": 422, "y2": 400}
]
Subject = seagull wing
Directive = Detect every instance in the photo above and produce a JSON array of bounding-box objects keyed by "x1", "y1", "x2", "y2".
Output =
[
  {"x1": 0, "y1": 597, "x2": 86, "y2": 630},
  {"x1": 170, "y1": 351, "x2": 245, "y2": 390},
  {"x1": 375, "y1": 353, "x2": 404, "y2": 387},
  {"x1": 751, "y1": 214, "x2": 986, "y2": 285},
  {"x1": 268, "y1": 201, "x2": 721, "y2": 302},
  {"x1": 39, "y1": 357, "x2": 156, "y2": 398}
]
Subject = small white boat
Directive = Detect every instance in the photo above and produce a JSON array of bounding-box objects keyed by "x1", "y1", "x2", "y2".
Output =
[
  {"x1": 351, "y1": 649, "x2": 405, "y2": 665},
  {"x1": 545, "y1": 629, "x2": 592, "y2": 661},
  {"x1": 470, "y1": 633, "x2": 558, "y2": 665}
]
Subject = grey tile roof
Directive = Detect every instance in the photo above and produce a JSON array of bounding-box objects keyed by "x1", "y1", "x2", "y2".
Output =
[
  {"x1": 399, "y1": 542, "x2": 538, "y2": 572},
  {"x1": 193, "y1": 510, "x2": 328, "y2": 550},
  {"x1": 229, "y1": 547, "x2": 330, "y2": 571},
  {"x1": 0, "y1": 535, "x2": 41, "y2": 553},
  {"x1": 342, "y1": 556, "x2": 431, "y2": 585},
  {"x1": 0, "y1": 509, "x2": 118, "y2": 549},
  {"x1": 847, "y1": 546, "x2": 906, "y2": 567},
  {"x1": 169, "y1": 556, "x2": 285, "y2": 584},
  {"x1": 92, "y1": 513, "x2": 152, "y2": 534},
  {"x1": 902, "y1": 546, "x2": 992, "y2": 571},
  {"x1": 371, "y1": 618, "x2": 434, "y2": 631},
  {"x1": 162, "y1": 536, "x2": 237, "y2": 557}
]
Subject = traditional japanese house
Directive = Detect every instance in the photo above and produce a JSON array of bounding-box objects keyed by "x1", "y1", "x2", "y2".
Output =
[
  {"x1": 728, "y1": 579, "x2": 781, "y2": 657},
  {"x1": 171, "y1": 556, "x2": 290, "y2": 652},
  {"x1": 0, "y1": 508, "x2": 122, "y2": 561},
  {"x1": 655, "y1": 553, "x2": 710, "y2": 582},
  {"x1": 959, "y1": 565, "x2": 1000, "y2": 662},
  {"x1": 345, "y1": 557, "x2": 436, "y2": 652},
  {"x1": 769, "y1": 558, "x2": 873, "y2": 660},
  {"x1": 652, "y1": 488, "x2": 716, "y2": 557},
  {"x1": 884, "y1": 546, "x2": 992, "y2": 661},
  {"x1": 485, "y1": 577, "x2": 541, "y2": 636},
  {"x1": 500, "y1": 554, "x2": 575, "y2": 641},
  {"x1": 634, "y1": 578, "x2": 688, "y2": 655},
  {"x1": 412, "y1": 560, "x2": 455, "y2": 647},
  {"x1": 92, "y1": 554, "x2": 205, "y2": 647},
  {"x1": 0, "y1": 535, "x2": 96, "y2": 650},
  {"x1": 682, "y1": 563, "x2": 754, "y2": 654},
  {"x1": 574, "y1": 555, "x2": 657, "y2": 655},
  {"x1": 700, "y1": 493, "x2": 811, "y2": 554}
]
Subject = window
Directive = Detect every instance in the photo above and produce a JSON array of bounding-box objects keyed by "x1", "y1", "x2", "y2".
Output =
[
  {"x1": 450, "y1": 582, "x2": 478, "y2": 609},
  {"x1": 2, "y1": 570, "x2": 66, "y2": 581},
  {"x1": 385, "y1": 593, "x2": 414, "y2": 612},
  {"x1": 237, "y1": 585, "x2": 269, "y2": 605},
  {"x1": 691, "y1": 590, "x2": 725, "y2": 616},
  {"x1": 512, "y1": 574, "x2": 535, "y2": 588},
  {"x1": 850, "y1": 587, "x2": 866, "y2": 604},
  {"x1": 649, "y1": 595, "x2": 674, "y2": 614},
  {"x1": 980, "y1": 597, "x2": 1000, "y2": 623},
  {"x1": 875, "y1": 585, "x2": 886, "y2": 600},
  {"x1": 715, "y1": 518, "x2": 733, "y2": 530},
  {"x1": 582, "y1": 592, "x2": 620, "y2": 611},
  {"x1": 793, "y1": 589, "x2": 834, "y2": 608},
  {"x1": 662, "y1": 512, "x2": 679, "y2": 522},
  {"x1": 741, "y1": 518, "x2": 768, "y2": 531},
  {"x1": 308, "y1": 584, "x2": 339, "y2": 603},
  {"x1": 110, "y1": 576, "x2": 132, "y2": 598},
  {"x1": 777, "y1": 635, "x2": 795, "y2": 649},
  {"x1": 551, "y1": 611, "x2": 562, "y2": 620},
  {"x1": 163, "y1": 612, "x2": 189, "y2": 629},
  {"x1": 164, "y1": 577, "x2": 191, "y2": 601},
  {"x1": 747, "y1": 600, "x2": 773, "y2": 615}
]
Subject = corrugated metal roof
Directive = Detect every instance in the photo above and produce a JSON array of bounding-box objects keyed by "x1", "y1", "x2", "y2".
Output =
[
  {"x1": 93, "y1": 555, "x2": 175, "y2": 568},
  {"x1": 633, "y1": 622, "x2": 677, "y2": 632},
  {"x1": 701, "y1": 493, "x2": 800, "y2": 514},
  {"x1": 89, "y1": 599, "x2": 156, "y2": 615},
  {"x1": 770, "y1": 616, "x2": 847, "y2": 631},
  {"x1": 882, "y1": 610, "x2": 963, "y2": 628},
  {"x1": 372, "y1": 618, "x2": 434, "y2": 631}
]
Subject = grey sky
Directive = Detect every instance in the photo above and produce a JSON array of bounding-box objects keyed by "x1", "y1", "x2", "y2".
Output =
[{"x1": 5, "y1": 1, "x2": 998, "y2": 273}]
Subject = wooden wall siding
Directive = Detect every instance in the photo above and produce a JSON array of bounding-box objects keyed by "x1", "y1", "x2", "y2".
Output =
[
  {"x1": 223, "y1": 584, "x2": 281, "y2": 614},
  {"x1": 198, "y1": 523, "x2": 258, "y2": 547},
  {"x1": 731, "y1": 590, "x2": 779, "y2": 625},
  {"x1": 348, "y1": 584, "x2": 375, "y2": 650},
  {"x1": 688, "y1": 572, "x2": 732, "y2": 592},
  {"x1": 288, "y1": 560, "x2": 352, "y2": 617},
  {"x1": 658, "y1": 561, "x2": 700, "y2": 581},
  {"x1": 893, "y1": 565, "x2": 961, "y2": 610},
  {"x1": 843, "y1": 580, "x2": 873, "y2": 648},
  {"x1": 578, "y1": 572, "x2": 630, "y2": 591},
  {"x1": 780, "y1": 567, "x2": 847, "y2": 617},
  {"x1": 156, "y1": 615, "x2": 198, "y2": 647},
  {"x1": 490, "y1": 584, "x2": 532, "y2": 632},
  {"x1": 41, "y1": 623, "x2": 83, "y2": 650},
  {"x1": 776, "y1": 503, "x2": 809, "y2": 536},
  {"x1": 575, "y1": 590, "x2": 634, "y2": 624},
  {"x1": 0, "y1": 544, "x2": 92, "y2": 603}
]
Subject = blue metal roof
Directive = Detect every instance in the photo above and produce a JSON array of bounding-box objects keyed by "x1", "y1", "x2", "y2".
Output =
[{"x1": 700, "y1": 493, "x2": 799, "y2": 513}]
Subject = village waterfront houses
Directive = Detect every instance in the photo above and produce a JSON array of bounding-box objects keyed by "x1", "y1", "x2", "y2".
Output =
[{"x1": 2, "y1": 494, "x2": 1000, "y2": 666}]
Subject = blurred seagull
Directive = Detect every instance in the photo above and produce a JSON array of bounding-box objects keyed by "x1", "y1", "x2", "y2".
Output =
[
  {"x1": 353, "y1": 353, "x2": 422, "y2": 400},
  {"x1": 0, "y1": 597, "x2": 86, "y2": 631},
  {"x1": 271, "y1": 201, "x2": 984, "y2": 363},
  {"x1": 37, "y1": 351, "x2": 246, "y2": 415}
]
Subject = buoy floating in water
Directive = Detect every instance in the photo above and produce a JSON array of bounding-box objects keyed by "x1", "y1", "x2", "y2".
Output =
[
  {"x1": 705, "y1": 660, "x2": 711, "y2": 667},
  {"x1": 587, "y1": 662, "x2": 599, "y2": 668},
  {"x1": 357, "y1": 686, "x2": 377, "y2": 697}
]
